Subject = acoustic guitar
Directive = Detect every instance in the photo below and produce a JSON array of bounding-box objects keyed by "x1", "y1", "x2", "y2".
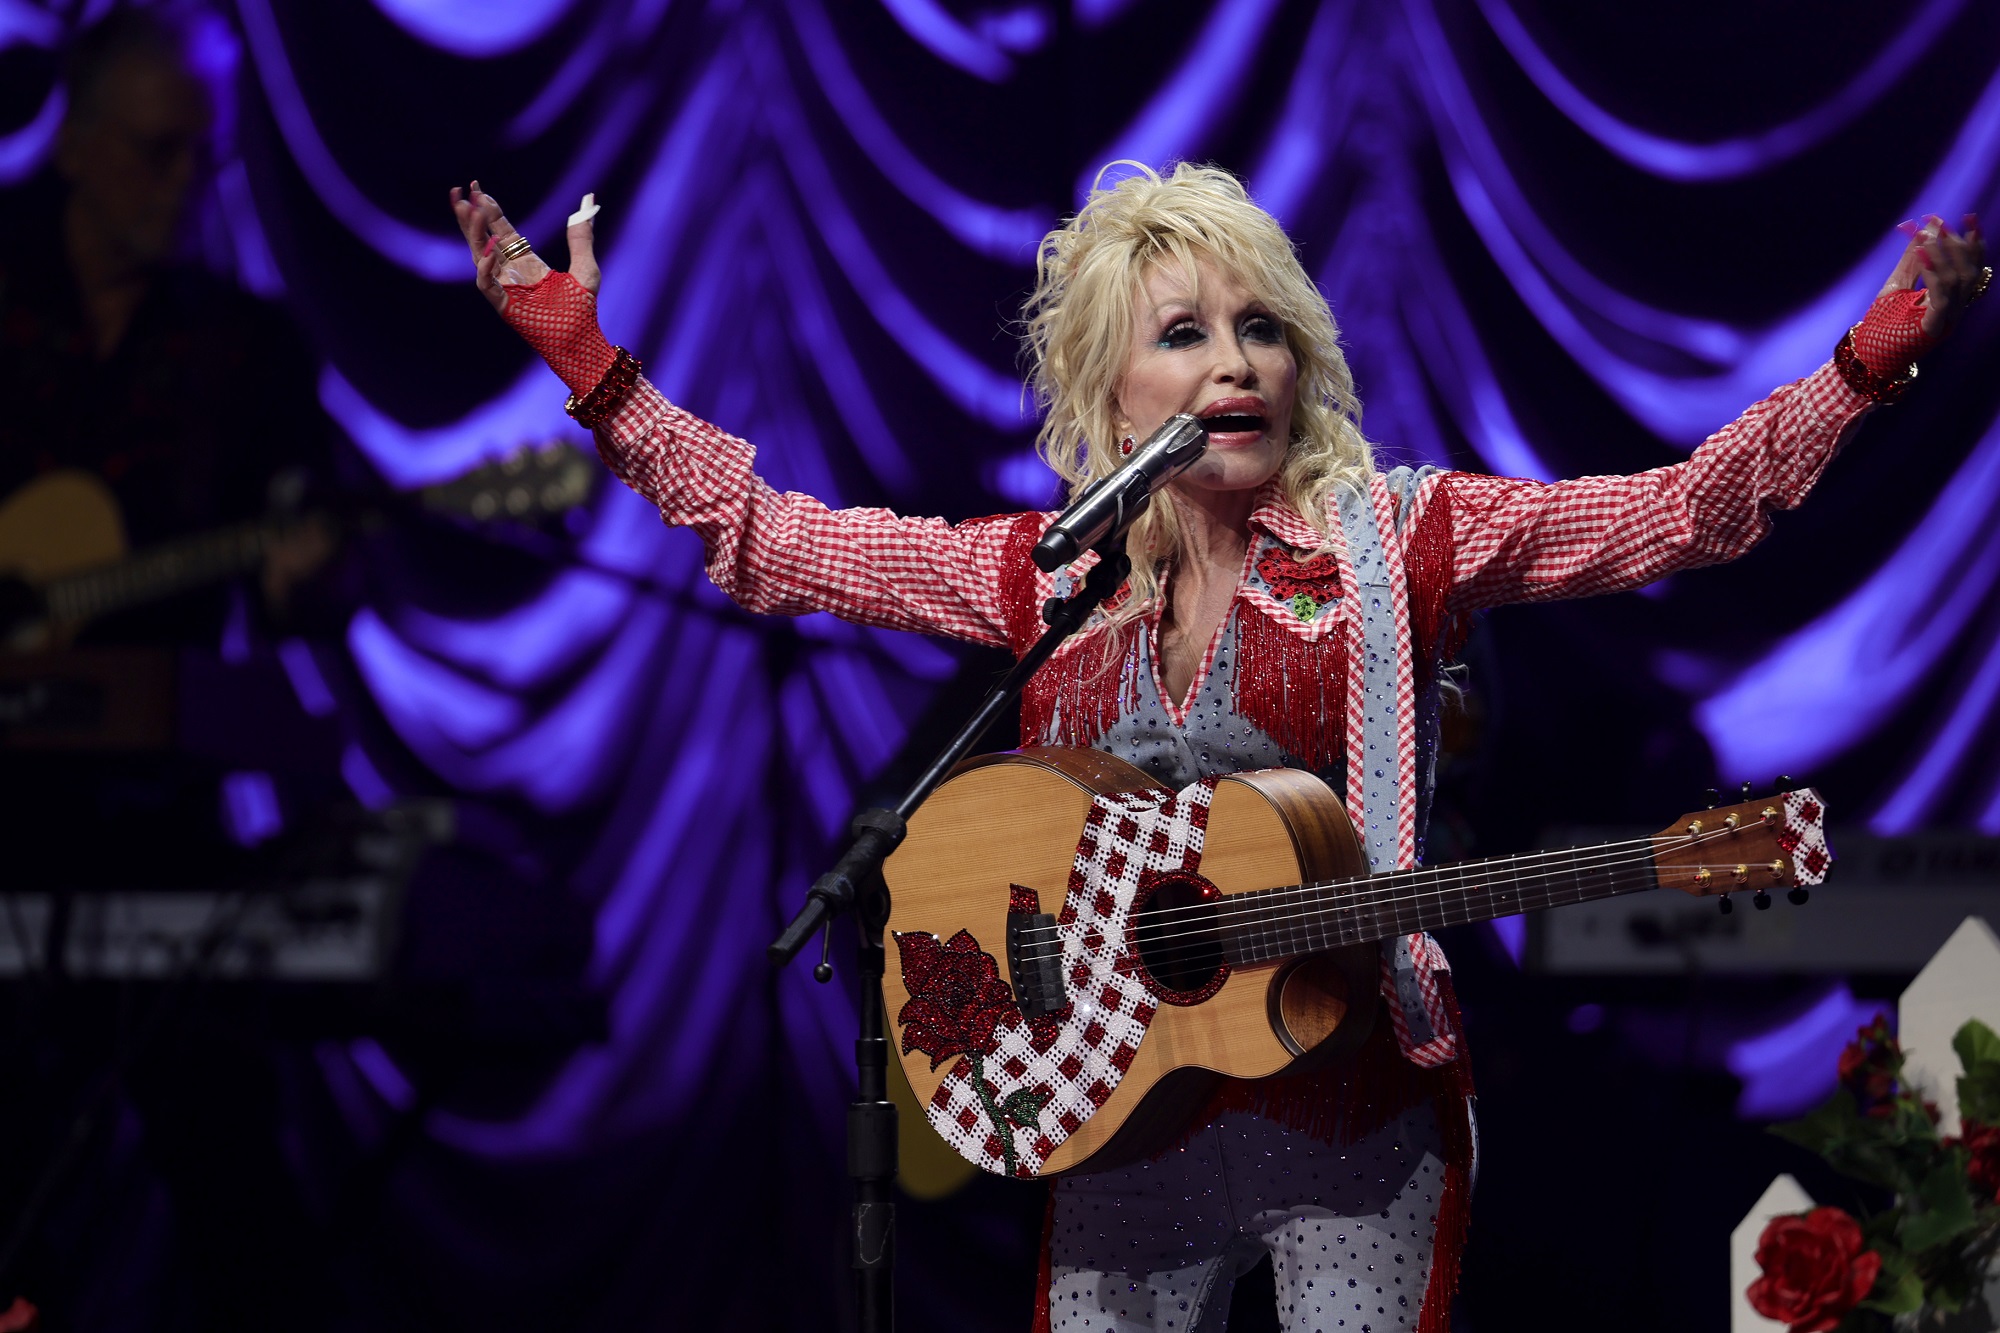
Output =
[
  {"x1": 0, "y1": 445, "x2": 594, "y2": 747},
  {"x1": 0, "y1": 443, "x2": 593, "y2": 652},
  {"x1": 879, "y1": 747, "x2": 1830, "y2": 1178}
]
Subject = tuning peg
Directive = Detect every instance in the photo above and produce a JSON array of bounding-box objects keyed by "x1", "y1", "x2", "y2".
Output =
[
  {"x1": 1753, "y1": 890, "x2": 1772, "y2": 910},
  {"x1": 1718, "y1": 894, "x2": 1734, "y2": 915},
  {"x1": 1775, "y1": 775, "x2": 1797, "y2": 792},
  {"x1": 1740, "y1": 781, "x2": 1755, "y2": 800},
  {"x1": 1787, "y1": 886, "x2": 1810, "y2": 906},
  {"x1": 1704, "y1": 788, "x2": 1721, "y2": 809}
]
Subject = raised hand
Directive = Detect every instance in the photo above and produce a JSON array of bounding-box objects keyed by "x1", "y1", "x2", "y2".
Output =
[
  {"x1": 448, "y1": 181, "x2": 601, "y2": 314},
  {"x1": 1879, "y1": 214, "x2": 1987, "y2": 340},
  {"x1": 447, "y1": 181, "x2": 618, "y2": 398}
]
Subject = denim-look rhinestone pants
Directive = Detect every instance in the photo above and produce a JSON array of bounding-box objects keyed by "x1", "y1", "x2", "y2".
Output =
[{"x1": 1046, "y1": 1104, "x2": 1460, "y2": 1332}]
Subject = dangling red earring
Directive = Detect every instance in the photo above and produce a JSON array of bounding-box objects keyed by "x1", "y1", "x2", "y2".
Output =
[{"x1": 1119, "y1": 435, "x2": 1136, "y2": 456}]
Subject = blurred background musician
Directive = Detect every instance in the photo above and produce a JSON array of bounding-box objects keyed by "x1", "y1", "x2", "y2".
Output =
[
  {"x1": 0, "y1": 6, "x2": 343, "y2": 886},
  {"x1": 0, "y1": 9, "x2": 347, "y2": 1329}
]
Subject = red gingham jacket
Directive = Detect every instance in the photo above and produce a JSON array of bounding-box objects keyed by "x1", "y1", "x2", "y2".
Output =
[
  {"x1": 594, "y1": 362, "x2": 1871, "y2": 1061},
  {"x1": 597, "y1": 362, "x2": 1867, "y2": 641}
]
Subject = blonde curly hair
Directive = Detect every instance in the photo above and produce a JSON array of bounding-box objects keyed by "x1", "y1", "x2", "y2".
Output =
[{"x1": 1021, "y1": 161, "x2": 1375, "y2": 625}]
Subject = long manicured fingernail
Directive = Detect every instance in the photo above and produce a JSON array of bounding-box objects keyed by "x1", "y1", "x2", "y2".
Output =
[
  {"x1": 483, "y1": 235, "x2": 497, "y2": 256},
  {"x1": 1897, "y1": 218, "x2": 1919, "y2": 236}
]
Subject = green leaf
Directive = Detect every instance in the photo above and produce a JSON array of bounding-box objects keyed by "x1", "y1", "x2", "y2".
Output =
[
  {"x1": 1860, "y1": 1265, "x2": 1924, "y2": 1315},
  {"x1": 1885, "y1": 1096, "x2": 1943, "y2": 1148},
  {"x1": 1959, "y1": 1065, "x2": 2000, "y2": 1125},
  {"x1": 1930, "y1": 1285, "x2": 1968, "y2": 1316},
  {"x1": 1953, "y1": 1018, "x2": 2000, "y2": 1072},
  {"x1": 1955, "y1": 1020, "x2": 2000, "y2": 1122},
  {"x1": 1897, "y1": 1157, "x2": 1978, "y2": 1253},
  {"x1": 1819, "y1": 1137, "x2": 1918, "y2": 1195},
  {"x1": 1772, "y1": 1091, "x2": 1866, "y2": 1157},
  {"x1": 1860, "y1": 1213, "x2": 1901, "y2": 1248},
  {"x1": 998, "y1": 1088, "x2": 1050, "y2": 1128}
]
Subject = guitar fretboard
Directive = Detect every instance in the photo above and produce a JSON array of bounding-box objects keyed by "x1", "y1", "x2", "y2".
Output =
[
  {"x1": 42, "y1": 523, "x2": 270, "y2": 626},
  {"x1": 1217, "y1": 843, "x2": 1661, "y2": 965}
]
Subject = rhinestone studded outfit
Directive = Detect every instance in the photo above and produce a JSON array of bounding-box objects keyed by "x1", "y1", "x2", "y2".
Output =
[{"x1": 588, "y1": 355, "x2": 1872, "y2": 1330}]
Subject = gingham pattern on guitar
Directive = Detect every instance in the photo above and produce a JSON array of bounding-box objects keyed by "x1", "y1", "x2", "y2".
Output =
[
  {"x1": 1782, "y1": 788, "x2": 1833, "y2": 885},
  {"x1": 919, "y1": 780, "x2": 1216, "y2": 1178}
]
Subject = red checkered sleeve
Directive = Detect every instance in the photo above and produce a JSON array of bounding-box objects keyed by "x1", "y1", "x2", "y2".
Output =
[
  {"x1": 1412, "y1": 362, "x2": 1871, "y2": 611},
  {"x1": 594, "y1": 378, "x2": 1029, "y2": 648}
]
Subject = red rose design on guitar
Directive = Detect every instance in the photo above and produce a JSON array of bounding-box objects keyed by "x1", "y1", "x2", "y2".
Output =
[{"x1": 893, "y1": 929, "x2": 1050, "y2": 1177}]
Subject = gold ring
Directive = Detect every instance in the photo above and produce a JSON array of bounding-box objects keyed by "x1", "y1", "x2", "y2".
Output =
[
  {"x1": 1972, "y1": 266, "x2": 1993, "y2": 303},
  {"x1": 498, "y1": 233, "x2": 533, "y2": 262}
]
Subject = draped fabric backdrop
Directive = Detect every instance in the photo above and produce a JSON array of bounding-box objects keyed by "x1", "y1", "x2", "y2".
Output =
[{"x1": 4, "y1": 0, "x2": 1998, "y2": 1328}]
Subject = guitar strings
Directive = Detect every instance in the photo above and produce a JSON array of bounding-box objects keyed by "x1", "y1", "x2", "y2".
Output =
[
  {"x1": 1006, "y1": 820, "x2": 1743, "y2": 949},
  {"x1": 1027, "y1": 852, "x2": 1781, "y2": 980},
  {"x1": 1019, "y1": 848, "x2": 1704, "y2": 979},
  {"x1": 1008, "y1": 837, "x2": 1669, "y2": 969},
  {"x1": 1016, "y1": 808, "x2": 1784, "y2": 944},
  {"x1": 1003, "y1": 828, "x2": 1667, "y2": 948},
  {"x1": 1083, "y1": 852, "x2": 1671, "y2": 976},
  {"x1": 1012, "y1": 824, "x2": 1759, "y2": 963},
  {"x1": 1006, "y1": 821, "x2": 1777, "y2": 971}
]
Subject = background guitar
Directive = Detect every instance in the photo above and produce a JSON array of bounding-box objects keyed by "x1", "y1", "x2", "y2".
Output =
[
  {"x1": 0, "y1": 443, "x2": 595, "y2": 652},
  {"x1": 0, "y1": 444, "x2": 595, "y2": 749}
]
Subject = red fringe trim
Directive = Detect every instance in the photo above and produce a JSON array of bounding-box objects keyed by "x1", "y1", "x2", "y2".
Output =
[
  {"x1": 1403, "y1": 478, "x2": 1463, "y2": 694},
  {"x1": 1030, "y1": 1182, "x2": 1057, "y2": 1333},
  {"x1": 998, "y1": 513, "x2": 1057, "y2": 656},
  {"x1": 1000, "y1": 512, "x2": 1140, "y2": 749},
  {"x1": 1417, "y1": 968, "x2": 1475, "y2": 1332},
  {"x1": 1230, "y1": 608, "x2": 1346, "y2": 773},
  {"x1": 1019, "y1": 634, "x2": 1138, "y2": 749}
]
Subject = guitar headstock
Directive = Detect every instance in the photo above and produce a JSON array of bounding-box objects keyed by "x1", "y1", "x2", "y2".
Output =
[
  {"x1": 1651, "y1": 785, "x2": 1832, "y2": 911},
  {"x1": 418, "y1": 442, "x2": 596, "y2": 525}
]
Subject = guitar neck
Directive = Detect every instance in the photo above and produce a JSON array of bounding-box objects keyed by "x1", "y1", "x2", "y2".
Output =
[
  {"x1": 42, "y1": 521, "x2": 272, "y2": 628},
  {"x1": 1220, "y1": 839, "x2": 1660, "y2": 965}
]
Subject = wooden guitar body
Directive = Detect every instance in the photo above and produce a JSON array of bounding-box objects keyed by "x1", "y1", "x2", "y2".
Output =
[
  {"x1": 879, "y1": 748, "x2": 1829, "y2": 1178},
  {"x1": 0, "y1": 470, "x2": 128, "y2": 586},
  {"x1": 880, "y1": 747, "x2": 1380, "y2": 1176}
]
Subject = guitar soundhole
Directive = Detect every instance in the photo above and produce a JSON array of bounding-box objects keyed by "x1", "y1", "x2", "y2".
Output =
[{"x1": 1130, "y1": 870, "x2": 1230, "y2": 1005}]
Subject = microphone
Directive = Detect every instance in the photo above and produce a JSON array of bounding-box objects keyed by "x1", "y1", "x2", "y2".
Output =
[{"x1": 1031, "y1": 413, "x2": 1207, "y2": 572}]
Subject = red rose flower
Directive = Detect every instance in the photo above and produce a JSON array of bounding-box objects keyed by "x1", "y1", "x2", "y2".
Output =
[
  {"x1": 1959, "y1": 1120, "x2": 2000, "y2": 1201},
  {"x1": 1837, "y1": 1015, "x2": 1900, "y2": 1116},
  {"x1": 893, "y1": 929, "x2": 1019, "y2": 1070},
  {"x1": 1835, "y1": 1039, "x2": 1866, "y2": 1085},
  {"x1": 1747, "y1": 1208, "x2": 1881, "y2": 1333}
]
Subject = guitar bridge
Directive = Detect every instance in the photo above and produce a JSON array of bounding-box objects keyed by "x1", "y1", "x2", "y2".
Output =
[{"x1": 1006, "y1": 887, "x2": 1066, "y2": 1017}]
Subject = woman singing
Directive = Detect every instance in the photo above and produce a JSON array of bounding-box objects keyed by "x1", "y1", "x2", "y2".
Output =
[{"x1": 450, "y1": 165, "x2": 1984, "y2": 1332}]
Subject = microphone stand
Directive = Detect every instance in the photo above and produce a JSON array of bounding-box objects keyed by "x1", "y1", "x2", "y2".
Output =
[{"x1": 768, "y1": 536, "x2": 1134, "y2": 1333}]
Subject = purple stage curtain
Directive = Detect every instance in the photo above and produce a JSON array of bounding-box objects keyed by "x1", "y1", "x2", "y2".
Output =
[{"x1": 5, "y1": 0, "x2": 1998, "y2": 1327}]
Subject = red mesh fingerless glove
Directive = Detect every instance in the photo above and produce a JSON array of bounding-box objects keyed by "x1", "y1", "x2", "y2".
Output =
[
  {"x1": 1851, "y1": 289, "x2": 1938, "y2": 377},
  {"x1": 501, "y1": 272, "x2": 618, "y2": 397}
]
